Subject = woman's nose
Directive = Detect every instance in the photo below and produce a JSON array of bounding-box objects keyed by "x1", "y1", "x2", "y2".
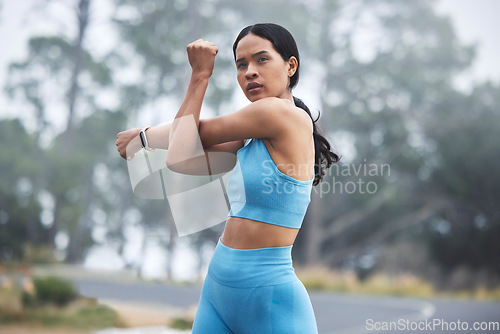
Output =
[{"x1": 245, "y1": 64, "x2": 258, "y2": 79}]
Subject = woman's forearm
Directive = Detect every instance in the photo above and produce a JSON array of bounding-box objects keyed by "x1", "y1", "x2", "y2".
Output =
[
  {"x1": 173, "y1": 72, "x2": 210, "y2": 128},
  {"x1": 146, "y1": 123, "x2": 171, "y2": 149},
  {"x1": 166, "y1": 72, "x2": 211, "y2": 167},
  {"x1": 167, "y1": 39, "x2": 218, "y2": 165},
  {"x1": 169, "y1": 39, "x2": 217, "y2": 127}
]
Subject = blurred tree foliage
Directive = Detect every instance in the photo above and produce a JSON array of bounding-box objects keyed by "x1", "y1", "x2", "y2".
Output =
[
  {"x1": 1, "y1": 0, "x2": 499, "y2": 290},
  {"x1": 3, "y1": 0, "x2": 126, "y2": 263},
  {"x1": 292, "y1": 0, "x2": 500, "y2": 290},
  {"x1": 293, "y1": 0, "x2": 500, "y2": 290},
  {"x1": 0, "y1": 119, "x2": 48, "y2": 260}
]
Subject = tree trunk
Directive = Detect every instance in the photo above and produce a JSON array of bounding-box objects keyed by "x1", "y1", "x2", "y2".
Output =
[
  {"x1": 304, "y1": 189, "x2": 322, "y2": 265},
  {"x1": 165, "y1": 217, "x2": 176, "y2": 281},
  {"x1": 50, "y1": 0, "x2": 91, "y2": 253},
  {"x1": 62, "y1": 0, "x2": 90, "y2": 153},
  {"x1": 66, "y1": 168, "x2": 94, "y2": 262},
  {"x1": 322, "y1": 198, "x2": 451, "y2": 266},
  {"x1": 322, "y1": 188, "x2": 393, "y2": 241}
]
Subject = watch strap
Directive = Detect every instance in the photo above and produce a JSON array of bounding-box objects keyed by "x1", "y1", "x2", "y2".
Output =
[{"x1": 139, "y1": 127, "x2": 155, "y2": 152}]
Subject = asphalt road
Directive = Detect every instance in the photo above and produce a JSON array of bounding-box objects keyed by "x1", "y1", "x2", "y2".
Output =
[{"x1": 75, "y1": 278, "x2": 500, "y2": 333}]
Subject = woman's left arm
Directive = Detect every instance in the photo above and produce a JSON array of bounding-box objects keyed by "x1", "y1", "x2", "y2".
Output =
[{"x1": 166, "y1": 39, "x2": 218, "y2": 170}]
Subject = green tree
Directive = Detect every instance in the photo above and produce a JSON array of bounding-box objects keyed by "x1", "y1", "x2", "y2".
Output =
[
  {"x1": 421, "y1": 82, "x2": 500, "y2": 289},
  {"x1": 0, "y1": 119, "x2": 49, "y2": 261},
  {"x1": 4, "y1": 0, "x2": 125, "y2": 263},
  {"x1": 290, "y1": 0, "x2": 500, "y2": 289}
]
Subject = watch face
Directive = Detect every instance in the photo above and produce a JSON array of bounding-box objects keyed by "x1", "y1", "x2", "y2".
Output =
[{"x1": 140, "y1": 131, "x2": 146, "y2": 148}]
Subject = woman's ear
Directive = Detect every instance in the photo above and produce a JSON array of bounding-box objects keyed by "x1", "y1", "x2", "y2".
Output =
[{"x1": 288, "y1": 56, "x2": 298, "y2": 77}]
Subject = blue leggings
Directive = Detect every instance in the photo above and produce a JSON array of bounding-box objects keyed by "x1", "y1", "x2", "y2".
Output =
[{"x1": 192, "y1": 238, "x2": 318, "y2": 333}]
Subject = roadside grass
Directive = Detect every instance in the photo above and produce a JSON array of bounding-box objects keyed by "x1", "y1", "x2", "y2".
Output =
[
  {"x1": 296, "y1": 266, "x2": 500, "y2": 301},
  {"x1": 0, "y1": 274, "x2": 121, "y2": 332},
  {"x1": 169, "y1": 316, "x2": 194, "y2": 330},
  {"x1": 0, "y1": 301, "x2": 120, "y2": 330}
]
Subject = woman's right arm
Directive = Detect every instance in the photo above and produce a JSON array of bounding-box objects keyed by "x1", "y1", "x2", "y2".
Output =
[{"x1": 116, "y1": 122, "x2": 242, "y2": 173}]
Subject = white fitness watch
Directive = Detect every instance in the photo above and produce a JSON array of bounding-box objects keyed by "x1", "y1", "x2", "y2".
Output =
[{"x1": 139, "y1": 126, "x2": 155, "y2": 152}]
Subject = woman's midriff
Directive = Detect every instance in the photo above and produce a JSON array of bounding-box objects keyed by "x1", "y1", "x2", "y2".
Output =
[{"x1": 221, "y1": 217, "x2": 299, "y2": 249}]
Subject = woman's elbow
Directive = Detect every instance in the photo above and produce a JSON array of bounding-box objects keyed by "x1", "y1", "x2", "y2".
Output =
[{"x1": 165, "y1": 154, "x2": 212, "y2": 175}]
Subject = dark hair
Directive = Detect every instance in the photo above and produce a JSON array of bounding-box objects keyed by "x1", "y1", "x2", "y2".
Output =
[{"x1": 233, "y1": 23, "x2": 340, "y2": 186}]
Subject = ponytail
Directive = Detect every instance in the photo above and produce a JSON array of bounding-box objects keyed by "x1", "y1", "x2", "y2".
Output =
[{"x1": 293, "y1": 96, "x2": 340, "y2": 186}]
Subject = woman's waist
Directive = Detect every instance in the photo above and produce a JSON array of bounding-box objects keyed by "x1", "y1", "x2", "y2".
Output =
[
  {"x1": 208, "y1": 236, "x2": 297, "y2": 287},
  {"x1": 222, "y1": 217, "x2": 299, "y2": 249}
]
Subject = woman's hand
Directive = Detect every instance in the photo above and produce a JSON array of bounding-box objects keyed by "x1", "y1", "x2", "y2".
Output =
[
  {"x1": 116, "y1": 128, "x2": 142, "y2": 160},
  {"x1": 187, "y1": 39, "x2": 218, "y2": 78}
]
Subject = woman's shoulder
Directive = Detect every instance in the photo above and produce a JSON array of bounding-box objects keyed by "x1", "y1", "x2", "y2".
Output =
[
  {"x1": 282, "y1": 99, "x2": 314, "y2": 134},
  {"x1": 252, "y1": 97, "x2": 312, "y2": 131}
]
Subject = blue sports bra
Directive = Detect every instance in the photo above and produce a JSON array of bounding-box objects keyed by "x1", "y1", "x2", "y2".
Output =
[{"x1": 226, "y1": 138, "x2": 313, "y2": 229}]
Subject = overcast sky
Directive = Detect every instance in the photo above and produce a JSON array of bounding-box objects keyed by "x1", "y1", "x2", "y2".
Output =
[
  {"x1": 0, "y1": 0, "x2": 499, "y2": 115},
  {"x1": 436, "y1": 0, "x2": 500, "y2": 86}
]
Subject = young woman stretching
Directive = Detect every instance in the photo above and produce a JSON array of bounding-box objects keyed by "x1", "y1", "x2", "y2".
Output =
[{"x1": 116, "y1": 23, "x2": 339, "y2": 333}]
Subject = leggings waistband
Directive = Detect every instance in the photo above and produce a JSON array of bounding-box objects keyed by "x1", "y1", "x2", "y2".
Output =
[{"x1": 207, "y1": 238, "x2": 297, "y2": 288}]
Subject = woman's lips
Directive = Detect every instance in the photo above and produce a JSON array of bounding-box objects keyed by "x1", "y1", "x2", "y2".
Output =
[{"x1": 247, "y1": 82, "x2": 263, "y2": 93}]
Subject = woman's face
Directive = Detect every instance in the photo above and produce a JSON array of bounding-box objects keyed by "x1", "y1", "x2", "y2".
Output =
[{"x1": 235, "y1": 33, "x2": 296, "y2": 102}]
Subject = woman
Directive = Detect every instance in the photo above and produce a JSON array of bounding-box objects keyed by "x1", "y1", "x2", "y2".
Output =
[{"x1": 117, "y1": 23, "x2": 339, "y2": 333}]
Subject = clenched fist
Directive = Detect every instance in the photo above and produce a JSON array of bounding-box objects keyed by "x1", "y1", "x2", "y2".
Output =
[
  {"x1": 116, "y1": 128, "x2": 141, "y2": 160},
  {"x1": 187, "y1": 39, "x2": 219, "y2": 78}
]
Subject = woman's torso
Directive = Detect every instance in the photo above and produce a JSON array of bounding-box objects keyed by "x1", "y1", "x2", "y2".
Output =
[
  {"x1": 222, "y1": 121, "x2": 314, "y2": 249},
  {"x1": 222, "y1": 216, "x2": 300, "y2": 248}
]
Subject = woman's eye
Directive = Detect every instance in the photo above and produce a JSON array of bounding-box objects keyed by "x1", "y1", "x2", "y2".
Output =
[
  {"x1": 258, "y1": 57, "x2": 268, "y2": 63},
  {"x1": 237, "y1": 63, "x2": 247, "y2": 69}
]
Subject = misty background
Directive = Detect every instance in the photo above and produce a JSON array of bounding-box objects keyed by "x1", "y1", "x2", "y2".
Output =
[{"x1": 1, "y1": 0, "x2": 499, "y2": 294}]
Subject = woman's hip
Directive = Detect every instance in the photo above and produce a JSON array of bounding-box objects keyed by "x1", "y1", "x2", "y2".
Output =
[{"x1": 207, "y1": 237, "x2": 298, "y2": 288}]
